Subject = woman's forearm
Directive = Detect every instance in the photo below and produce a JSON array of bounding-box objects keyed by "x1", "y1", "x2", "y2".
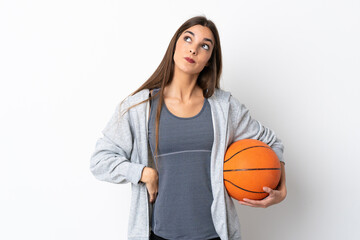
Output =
[{"x1": 276, "y1": 161, "x2": 287, "y2": 197}]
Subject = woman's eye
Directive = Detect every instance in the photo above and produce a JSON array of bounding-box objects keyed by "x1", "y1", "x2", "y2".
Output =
[{"x1": 184, "y1": 36, "x2": 209, "y2": 50}]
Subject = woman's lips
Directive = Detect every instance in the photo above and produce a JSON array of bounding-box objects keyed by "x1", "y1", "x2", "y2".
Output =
[{"x1": 184, "y1": 57, "x2": 195, "y2": 63}]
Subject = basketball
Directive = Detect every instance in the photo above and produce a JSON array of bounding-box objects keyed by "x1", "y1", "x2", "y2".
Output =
[{"x1": 223, "y1": 139, "x2": 281, "y2": 201}]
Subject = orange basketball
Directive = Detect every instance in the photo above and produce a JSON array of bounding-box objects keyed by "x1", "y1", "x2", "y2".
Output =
[{"x1": 223, "y1": 139, "x2": 281, "y2": 201}]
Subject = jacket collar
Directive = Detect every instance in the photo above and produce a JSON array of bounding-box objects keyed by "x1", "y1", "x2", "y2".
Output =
[{"x1": 131, "y1": 87, "x2": 231, "y2": 104}]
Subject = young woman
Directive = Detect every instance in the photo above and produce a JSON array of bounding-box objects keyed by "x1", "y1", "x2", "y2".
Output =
[{"x1": 90, "y1": 16, "x2": 287, "y2": 240}]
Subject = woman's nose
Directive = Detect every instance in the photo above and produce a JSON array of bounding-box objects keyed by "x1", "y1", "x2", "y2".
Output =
[{"x1": 190, "y1": 49, "x2": 196, "y2": 55}]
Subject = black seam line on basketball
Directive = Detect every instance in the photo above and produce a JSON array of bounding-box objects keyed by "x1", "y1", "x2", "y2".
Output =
[
  {"x1": 224, "y1": 168, "x2": 281, "y2": 172},
  {"x1": 224, "y1": 179, "x2": 266, "y2": 194},
  {"x1": 224, "y1": 146, "x2": 272, "y2": 163}
]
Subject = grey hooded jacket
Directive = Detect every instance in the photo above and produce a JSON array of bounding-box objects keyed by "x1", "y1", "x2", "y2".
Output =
[{"x1": 90, "y1": 88, "x2": 285, "y2": 240}]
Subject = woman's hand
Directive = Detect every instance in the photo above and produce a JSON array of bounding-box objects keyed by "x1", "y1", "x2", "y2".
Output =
[
  {"x1": 238, "y1": 185, "x2": 287, "y2": 208},
  {"x1": 239, "y1": 161, "x2": 287, "y2": 208},
  {"x1": 140, "y1": 167, "x2": 159, "y2": 204}
]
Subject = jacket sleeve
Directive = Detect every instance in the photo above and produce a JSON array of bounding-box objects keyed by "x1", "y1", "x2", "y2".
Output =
[
  {"x1": 89, "y1": 97, "x2": 146, "y2": 185},
  {"x1": 229, "y1": 95, "x2": 285, "y2": 164}
]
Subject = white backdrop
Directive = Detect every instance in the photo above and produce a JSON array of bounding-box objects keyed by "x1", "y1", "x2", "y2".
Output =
[{"x1": 1, "y1": 1, "x2": 359, "y2": 239}]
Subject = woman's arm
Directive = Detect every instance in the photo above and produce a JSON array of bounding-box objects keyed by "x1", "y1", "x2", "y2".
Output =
[
  {"x1": 89, "y1": 98, "x2": 146, "y2": 185},
  {"x1": 229, "y1": 94, "x2": 285, "y2": 164},
  {"x1": 228, "y1": 94, "x2": 287, "y2": 207}
]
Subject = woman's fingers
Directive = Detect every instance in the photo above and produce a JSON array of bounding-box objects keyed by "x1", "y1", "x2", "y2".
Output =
[
  {"x1": 149, "y1": 185, "x2": 159, "y2": 203},
  {"x1": 238, "y1": 200, "x2": 256, "y2": 207},
  {"x1": 150, "y1": 195, "x2": 155, "y2": 203},
  {"x1": 146, "y1": 169, "x2": 159, "y2": 203},
  {"x1": 238, "y1": 186, "x2": 270, "y2": 208},
  {"x1": 241, "y1": 197, "x2": 271, "y2": 208},
  {"x1": 263, "y1": 186, "x2": 274, "y2": 195},
  {"x1": 148, "y1": 188, "x2": 157, "y2": 203},
  {"x1": 239, "y1": 186, "x2": 284, "y2": 208}
]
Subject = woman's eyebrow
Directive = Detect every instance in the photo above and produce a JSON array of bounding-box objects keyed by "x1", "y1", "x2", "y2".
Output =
[{"x1": 184, "y1": 30, "x2": 213, "y2": 45}]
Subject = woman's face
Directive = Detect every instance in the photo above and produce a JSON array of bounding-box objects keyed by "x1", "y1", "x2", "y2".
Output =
[{"x1": 173, "y1": 25, "x2": 215, "y2": 76}]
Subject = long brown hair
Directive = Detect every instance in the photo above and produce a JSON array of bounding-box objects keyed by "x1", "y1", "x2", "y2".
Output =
[{"x1": 119, "y1": 15, "x2": 223, "y2": 169}]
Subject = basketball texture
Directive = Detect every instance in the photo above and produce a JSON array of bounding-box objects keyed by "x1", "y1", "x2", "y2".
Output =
[{"x1": 223, "y1": 139, "x2": 281, "y2": 201}]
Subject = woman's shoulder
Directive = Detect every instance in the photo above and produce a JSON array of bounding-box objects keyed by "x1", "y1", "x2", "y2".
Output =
[
  {"x1": 126, "y1": 88, "x2": 151, "y2": 103},
  {"x1": 116, "y1": 89, "x2": 150, "y2": 113},
  {"x1": 214, "y1": 87, "x2": 230, "y2": 95},
  {"x1": 211, "y1": 87, "x2": 232, "y2": 102},
  {"x1": 213, "y1": 88, "x2": 247, "y2": 113}
]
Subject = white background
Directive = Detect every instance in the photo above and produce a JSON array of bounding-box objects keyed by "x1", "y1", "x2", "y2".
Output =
[{"x1": 1, "y1": 0, "x2": 359, "y2": 239}]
